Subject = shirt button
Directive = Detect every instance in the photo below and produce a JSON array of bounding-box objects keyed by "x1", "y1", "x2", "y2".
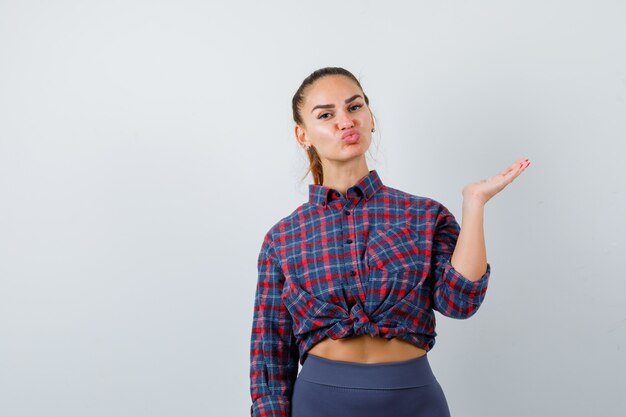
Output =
[
  {"x1": 346, "y1": 239, "x2": 353, "y2": 244},
  {"x1": 344, "y1": 210, "x2": 351, "y2": 215},
  {"x1": 350, "y1": 270, "x2": 356, "y2": 276}
]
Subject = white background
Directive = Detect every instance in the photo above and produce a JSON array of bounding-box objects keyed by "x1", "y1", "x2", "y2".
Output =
[{"x1": 1, "y1": 1, "x2": 625, "y2": 416}]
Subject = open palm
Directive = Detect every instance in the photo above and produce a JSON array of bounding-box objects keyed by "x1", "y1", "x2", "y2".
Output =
[{"x1": 462, "y1": 157, "x2": 531, "y2": 205}]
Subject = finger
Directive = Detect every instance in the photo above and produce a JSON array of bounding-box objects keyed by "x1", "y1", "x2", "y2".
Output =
[
  {"x1": 500, "y1": 157, "x2": 529, "y2": 177},
  {"x1": 508, "y1": 159, "x2": 531, "y2": 183},
  {"x1": 498, "y1": 159, "x2": 522, "y2": 177},
  {"x1": 518, "y1": 158, "x2": 530, "y2": 171}
]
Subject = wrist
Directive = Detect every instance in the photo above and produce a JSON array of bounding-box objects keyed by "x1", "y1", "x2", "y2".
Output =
[{"x1": 462, "y1": 197, "x2": 486, "y2": 210}]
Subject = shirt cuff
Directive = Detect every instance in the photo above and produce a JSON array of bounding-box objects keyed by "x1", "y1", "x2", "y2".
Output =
[
  {"x1": 251, "y1": 394, "x2": 291, "y2": 417},
  {"x1": 442, "y1": 260, "x2": 491, "y2": 304}
]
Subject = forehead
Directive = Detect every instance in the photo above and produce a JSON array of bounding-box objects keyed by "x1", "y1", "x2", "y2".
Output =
[{"x1": 303, "y1": 75, "x2": 361, "y2": 108}]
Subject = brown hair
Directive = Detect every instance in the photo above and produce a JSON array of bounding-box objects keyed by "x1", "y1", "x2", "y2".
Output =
[{"x1": 292, "y1": 67, "x2": 374, "y2": 185}]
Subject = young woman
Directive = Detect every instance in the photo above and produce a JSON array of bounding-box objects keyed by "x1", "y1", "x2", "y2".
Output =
[{"x1": 249, "y1": 67, "x2": 530, "y2": 417}]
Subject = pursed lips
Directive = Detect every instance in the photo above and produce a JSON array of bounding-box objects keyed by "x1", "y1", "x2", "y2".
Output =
[{"x1": 341, "y1": 128, "x2": 360, "y2": 142}]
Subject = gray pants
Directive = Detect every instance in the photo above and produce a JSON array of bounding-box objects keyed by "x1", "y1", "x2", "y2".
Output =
[{"x1": 291, "y1": 353, "x2": 452, "y2": 417}]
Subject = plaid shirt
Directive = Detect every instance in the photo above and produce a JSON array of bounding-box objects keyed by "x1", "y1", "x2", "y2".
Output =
[{"x1": 249, "y1": 169, "x2": 491, "y2": 417}]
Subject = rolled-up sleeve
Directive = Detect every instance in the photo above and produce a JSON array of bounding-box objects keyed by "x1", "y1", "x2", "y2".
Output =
[
  {"x1": 249, "y1": 232, "x2": 299, "y2": 417},
  {"x1": 429, "y1": 203, "x2": 491, "y2": 319}
]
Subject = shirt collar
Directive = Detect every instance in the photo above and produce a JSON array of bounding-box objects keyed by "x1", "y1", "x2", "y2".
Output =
[{"x1": 308, "y1": 169, "x2": 384, "y2": 207}]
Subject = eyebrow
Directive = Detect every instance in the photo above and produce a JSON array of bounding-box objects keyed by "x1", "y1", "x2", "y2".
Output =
[{"x1": 311, "y1": 94, "x2": 363, "y2": 113}]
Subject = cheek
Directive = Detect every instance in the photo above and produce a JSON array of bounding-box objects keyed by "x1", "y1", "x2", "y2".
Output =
[
  {"x1": 359, "y1": 112, "x2": 372, "y2": 125},
  {"x1": 312, "y1": 125, "x2": 336, "y2": 142}
]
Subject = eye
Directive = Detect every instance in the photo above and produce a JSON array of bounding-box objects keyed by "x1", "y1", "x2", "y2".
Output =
[{"x1": 317, "y1": 104, "x2": 363, "y2": 120}]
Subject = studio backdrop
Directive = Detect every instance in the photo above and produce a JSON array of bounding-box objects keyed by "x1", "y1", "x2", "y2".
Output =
[{"x1": 0, "y1": 1, "x2": 624, "y2": 416}]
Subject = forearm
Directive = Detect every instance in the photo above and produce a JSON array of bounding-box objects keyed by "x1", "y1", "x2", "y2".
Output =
[{"x1": 450, "y1": 199, "x2": 488, "y2": 282}]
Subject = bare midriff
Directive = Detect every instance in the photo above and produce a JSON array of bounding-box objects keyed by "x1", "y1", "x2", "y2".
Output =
[{"x1": 306, "y1": 334, "x2": 427, "y2": 364}]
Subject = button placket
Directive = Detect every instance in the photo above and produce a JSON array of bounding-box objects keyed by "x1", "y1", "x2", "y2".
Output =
[
  {"x1": 342, "y1": 192, "x2": 367, "y2": 303},
  {"x1": 341, "y1": 198, "x2": 355, "y2": 289}
]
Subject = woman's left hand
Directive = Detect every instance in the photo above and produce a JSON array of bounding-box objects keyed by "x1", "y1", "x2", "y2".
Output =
[{"x1": 462, "y1": 157, "x2": 531, "y2": 205}]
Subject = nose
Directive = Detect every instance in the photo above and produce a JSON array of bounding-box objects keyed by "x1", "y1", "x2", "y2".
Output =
[{"x1": 337, "y1": 110, "x2": 354, "y2": 129}]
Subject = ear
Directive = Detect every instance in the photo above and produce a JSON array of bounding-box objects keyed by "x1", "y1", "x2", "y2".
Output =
[{"x1": 294, "y1": 124, "x2": 307, "y2": 146}]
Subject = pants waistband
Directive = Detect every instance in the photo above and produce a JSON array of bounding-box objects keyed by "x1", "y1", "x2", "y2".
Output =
[{"x1": 298, "y1": 353, "x2": 437, "y2": 389}]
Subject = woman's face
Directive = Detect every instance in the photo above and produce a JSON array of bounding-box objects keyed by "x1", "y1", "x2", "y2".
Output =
[{"x1": 295, "y1": 75, "x2": 374, "y2": 163}]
